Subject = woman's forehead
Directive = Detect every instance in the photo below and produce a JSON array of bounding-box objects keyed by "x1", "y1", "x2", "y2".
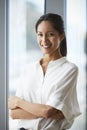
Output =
[{"x1": 37, "y1": 21, "x2": 57, "y2": 32}]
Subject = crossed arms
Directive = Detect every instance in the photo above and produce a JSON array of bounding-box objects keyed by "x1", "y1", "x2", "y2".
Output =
[{"x1": 8, "y1": 96, "x2": 64, "y2": 120}]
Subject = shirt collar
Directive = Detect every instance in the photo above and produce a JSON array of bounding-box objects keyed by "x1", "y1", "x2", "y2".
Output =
[
  {"x1": 48, "y1": 56, "x2": 67, "y2": 67},
  {"x1": 36, "y1": 56, "x2": 67, "y2": 68}
]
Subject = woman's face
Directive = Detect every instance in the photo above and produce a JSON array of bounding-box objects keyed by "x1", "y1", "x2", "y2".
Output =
[{"x1": 37, "y1": 21, "x2": 61, "y2": 55}]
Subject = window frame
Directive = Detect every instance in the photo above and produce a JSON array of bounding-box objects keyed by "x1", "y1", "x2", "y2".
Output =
[{"x1": 0, "y1": 0, "x2": 8, "y2": 129}]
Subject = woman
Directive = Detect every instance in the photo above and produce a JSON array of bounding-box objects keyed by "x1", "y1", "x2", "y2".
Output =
[{"x1": 8, "y1": 13, "x2": 81, "y2": 130}]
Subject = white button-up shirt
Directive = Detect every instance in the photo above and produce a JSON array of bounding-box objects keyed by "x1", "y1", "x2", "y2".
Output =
[{"x1": 16, "y1": 57, "x2": 81, "y2": 130}]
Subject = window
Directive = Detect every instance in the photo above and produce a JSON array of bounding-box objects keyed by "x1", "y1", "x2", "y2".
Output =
[
  {"x1": 9, "y1": 0, "x2": 44, "y2": 129},
  {"x1": 67, "y1": 0, "x2": 86, "y2": 130}
]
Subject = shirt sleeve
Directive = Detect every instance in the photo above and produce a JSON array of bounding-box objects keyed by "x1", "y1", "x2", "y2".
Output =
[{"x1": 46, "y1": 65, "x2": 81, "y2": 122}]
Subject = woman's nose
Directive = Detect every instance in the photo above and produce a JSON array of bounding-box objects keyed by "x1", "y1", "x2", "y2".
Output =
[{"x1": 42, "y1": 35, "x2": 48, "y2": 42}]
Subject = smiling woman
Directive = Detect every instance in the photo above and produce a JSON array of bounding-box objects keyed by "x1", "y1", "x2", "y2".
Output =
[
  {"x1": 0, "y1": 0, "x2": 86, "y2": 130},
  {"x1": 8, "y1": 13, "x2": 81, "y2": 130}
]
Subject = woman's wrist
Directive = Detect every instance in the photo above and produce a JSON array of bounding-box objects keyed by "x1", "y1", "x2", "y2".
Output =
[{"x1": 17, "y1": 98, "x2": 24, "y2": 108}]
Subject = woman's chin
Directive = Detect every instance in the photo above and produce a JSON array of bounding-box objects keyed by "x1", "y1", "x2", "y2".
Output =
[
  {"x1": 42, "y1": 50, "x2": 51, "y2": 55},
  {"x1": 41, "y1": 48, "x2": 51, "y2": 54}
]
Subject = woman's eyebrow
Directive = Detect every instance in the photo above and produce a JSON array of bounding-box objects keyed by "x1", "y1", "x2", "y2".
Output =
[
  {"x1": 37, "y1": 31, "x2": 55, "y2": 33},
  {"x1": 37, "y1": 31, "x2": 42, "y2": 33}
]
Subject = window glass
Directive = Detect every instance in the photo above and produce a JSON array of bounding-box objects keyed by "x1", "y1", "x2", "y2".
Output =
[
  {"x1": 67, "y1": 0, "x2": 86, "y2": 130},
  {"x1": 9, "y1": 0, "x2": 44, "y2": 129}
]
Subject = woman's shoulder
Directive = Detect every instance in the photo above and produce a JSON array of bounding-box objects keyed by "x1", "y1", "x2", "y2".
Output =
[{"x1": 65, "y1": 58, "x2": 78, "y2": 72}]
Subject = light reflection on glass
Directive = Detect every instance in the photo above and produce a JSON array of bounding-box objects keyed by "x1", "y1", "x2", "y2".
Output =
[
  {"x1": 9, "y1": 0, "x2": 44, "y2": 129},
  {"x1": 67, "y1": 0, "x2": 86, "y2": 130}
]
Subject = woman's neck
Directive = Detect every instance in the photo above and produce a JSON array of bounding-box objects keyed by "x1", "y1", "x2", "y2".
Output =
[
  {"x1": 42, "y1": 49, "x2": 62, "y2": 64},
  {"x1": 40, "y1": 50, "x2": 62, "y2": 75}
]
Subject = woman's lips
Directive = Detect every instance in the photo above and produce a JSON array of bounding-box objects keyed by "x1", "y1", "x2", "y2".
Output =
[{"x1": 42, "y1": 44, "x2": 51, "y2": 49}]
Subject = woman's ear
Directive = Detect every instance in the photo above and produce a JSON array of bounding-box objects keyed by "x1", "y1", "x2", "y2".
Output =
[{"x1": 60, "y1": 32, "x2": 65, "y2": 42}]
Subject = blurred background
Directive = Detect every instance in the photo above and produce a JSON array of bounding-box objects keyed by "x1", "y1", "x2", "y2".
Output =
[{"x1": 8, "y1": 0, "x2": 86, "y2": 130}]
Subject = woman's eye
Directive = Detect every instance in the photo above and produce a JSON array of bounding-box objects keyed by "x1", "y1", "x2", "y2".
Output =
[
  {"x1": 48, "y1": 33, "x2": 54, "y2": 37},
  {"x1": 37, "y1": 33, "x2": 43, "y2": 37}
]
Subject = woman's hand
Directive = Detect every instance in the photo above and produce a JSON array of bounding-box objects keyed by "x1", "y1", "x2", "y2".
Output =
[{"x1": 8, "y1": 96, "x2": 21, "y2": 110}]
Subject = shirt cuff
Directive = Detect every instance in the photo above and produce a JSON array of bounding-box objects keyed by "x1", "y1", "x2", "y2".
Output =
[{"x1": 46, "y1": 99, "x2": 80, "y2": 122}]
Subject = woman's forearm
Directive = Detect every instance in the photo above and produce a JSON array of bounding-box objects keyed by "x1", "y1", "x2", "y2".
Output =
[
  {"x1": 17, "y1": 99, "x2": 65, "y2": 120},
  {"x1": 8, "y1": 96, "x2": 65, "y2": 120},
  {"x1": 10, "y1": 108, "x2": 38, "y2": 119},
  {"x1": 18, "y1": 99, "x2": 50, "y2": 118}
]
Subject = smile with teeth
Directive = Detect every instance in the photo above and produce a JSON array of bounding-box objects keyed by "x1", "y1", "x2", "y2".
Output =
[{"x1": 42, "y1": 44, "x2": 51, "y2": 49}]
